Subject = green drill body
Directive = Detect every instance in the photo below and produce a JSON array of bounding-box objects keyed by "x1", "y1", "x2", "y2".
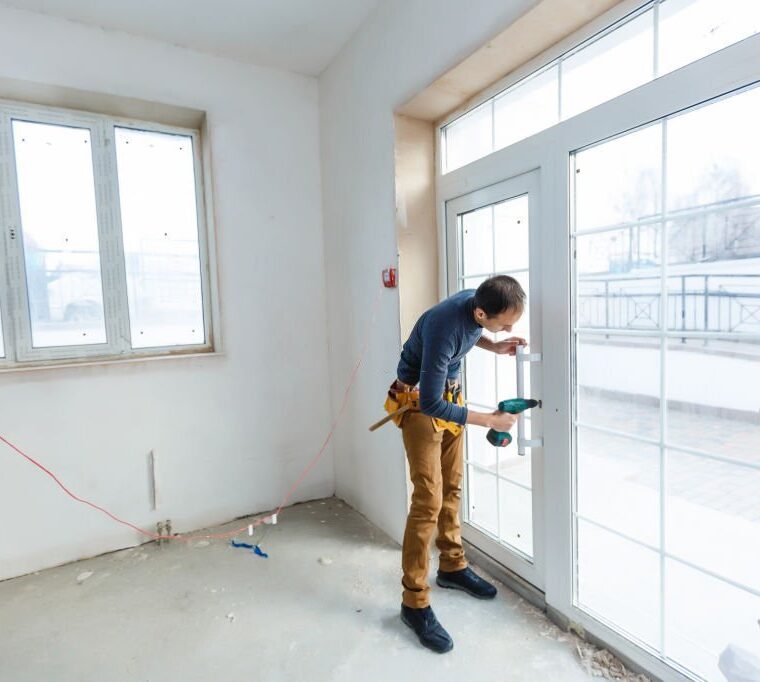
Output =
[{"x1": 486, "y1": 398, "x2": 539, "y2": 447}]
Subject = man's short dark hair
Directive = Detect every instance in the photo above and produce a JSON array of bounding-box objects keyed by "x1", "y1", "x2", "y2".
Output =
[{"x1": 473, "y1": 275, "x2": 526, "y2": 317}]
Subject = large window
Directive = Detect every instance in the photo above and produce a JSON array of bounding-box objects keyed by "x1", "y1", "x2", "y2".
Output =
[
  {"x1": 572, "y1": 84, "x2": 760, "y2": 682},
  {"x1": 0, "y1": 102, "x2": 212, "y2": 366},
  {"x1": 441, "y1": 0, "x2": 760, "y2": 173},
  {"x1": 437, "y1": 0, "x2": 760, "y2": 677}
]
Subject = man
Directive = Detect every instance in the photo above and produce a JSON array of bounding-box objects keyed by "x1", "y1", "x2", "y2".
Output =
[{"x1": 386, "y1": 275, "x2": 527, "y2": 653}]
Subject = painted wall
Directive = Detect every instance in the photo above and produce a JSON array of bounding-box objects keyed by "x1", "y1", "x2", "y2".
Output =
[
  {"x1": 0, "y1": 7, "x2": 331, "y2": 580},
  {"x1": 319, "y1": 0, "x2": 540, "y2": 543}
]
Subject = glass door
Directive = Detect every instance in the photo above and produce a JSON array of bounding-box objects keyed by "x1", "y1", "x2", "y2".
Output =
[
  {"x1": 445, "y1": 170, "x2": 544, "y2": 590},
  {"x1": 571, "y1": 85, "x2": 760, "y2": 682}
]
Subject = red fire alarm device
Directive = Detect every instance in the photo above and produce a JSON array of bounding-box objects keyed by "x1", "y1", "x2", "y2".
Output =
[{"x1": 382, "y1": 267, "x2": 397, "y2": 288}]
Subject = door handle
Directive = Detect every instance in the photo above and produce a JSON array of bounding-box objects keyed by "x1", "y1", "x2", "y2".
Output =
[{"x1": 516, "y1": 345, "x2": 543, "y2": 456}]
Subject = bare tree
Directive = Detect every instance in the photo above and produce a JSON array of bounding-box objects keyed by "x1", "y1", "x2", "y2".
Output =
[{"x1": 615, "y1": 163, "x2": 760, "y2": 267}]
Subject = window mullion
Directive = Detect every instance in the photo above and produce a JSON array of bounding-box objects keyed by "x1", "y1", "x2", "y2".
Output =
[
  {"x1": 0, "y1": 111, "x2": 19, "y2": 363},
  {"x1": 653, "y1": 0, "x2": 660, "y2": 79},
  {"x1": 1, "y1": 110, "x2": 35, "y2": 362},
  {"x1": 93, "y1": 120, "x2": 131, "y2": 356},
  {"x1": 191, "y1": 130, "x2": 213, "y2": 349}
]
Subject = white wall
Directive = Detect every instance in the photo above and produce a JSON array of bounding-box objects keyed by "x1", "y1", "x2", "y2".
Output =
[
  {"x1": 0, "y1": 7, "x2": 332, "y2": 580},
  {"x1": 319, "y1": 0, "x2": 539, "y2": 543}
]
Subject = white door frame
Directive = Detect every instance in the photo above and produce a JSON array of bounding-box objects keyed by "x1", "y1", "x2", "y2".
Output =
[
  {"x1": 436, "y1": 33, "x2": 760, "y2": 682},
  {"x1": 445, "y1": 171, "x2": 545, "y2": 591}
]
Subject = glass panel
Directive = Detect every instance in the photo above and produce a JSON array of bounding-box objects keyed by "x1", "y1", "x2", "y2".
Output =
[
  {"x1": 496, "y1": 271, "x2": 531, "y2": 401},
  {"x1": 562, "y1": 10, "x2": 654, "y2": 120},
  {"x1": 461, "y1": 206, "x2": 493, "y2": 276},
  {"x1": 667, "y1": 205, "x2": 760, "y2": 269},
  {"x1": 468, "y1": 466, "x2": 498, "y2": 536},
  {"x1": 465, "y1": 428, "x2": 497, "y2": 471},
  {"x1": 577, "y1": 224, "x2": 661, "y2": 278},
  {"x1": 464, "y1": 345, "x2": 495, "y2": 408},
  {"x1": 666, "y1": 450, "x2": 760, "y2": 592},
  {"x1": 576, "y1": 332, "x2": 661, "y2": 441},
  {"x1": 577, "y1": 519, "x2": 661, "y2": 648},
  {"x1": 498, "y1": 478, "x2": 533, "y2": 557},
  {"x1": 498, "y1": 447, "x2": 532, "y2": 488},
  {"x1": 462, "y1": 275, "x2": 488, "y2": 291},
  {"x1": 666, "y1": 210, "x2": 760, "y2": 337},
  {"x1": 577, "y1": 225, "x2": 662, "y2": 332},
  {"x1": 444, "y1": 102, "x2": 492, "y2": 173},
  {"x1": 494, "y1": 194, "x2": 529, "y2": 272},
  {"x1": 115, "y1": 127, "x2": 204, "y2": 349},
  {"x1": 0, "y1": 313, "x2": 4, "y2": 357},
  {"x1": 494, "y1": 65, "x2": 559, "y2": 151},
  {"x1": 12, "y1": 120, "x2": 107, "y2": 348},
  {"x1": 666, "y1": 341, "x2": 760, "y2": 465},
  {"x1": 577, "y1": 427, "x2": 660, "y2": 546},
  {"x1": 659, "y1": 0, "x2": 760, "y2": 76},
  {"x1": 665, "y1": 559, "x2": 760, "y2": 682},
  {"x1": 667, "y1": 85, "x2": 760, "y2": 213},
  {"x1": 574, "y1": 124, "x2": 662, "y2": 232}
]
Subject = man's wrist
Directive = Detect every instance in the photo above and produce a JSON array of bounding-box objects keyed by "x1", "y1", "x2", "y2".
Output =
[
  {"x1": 478, "y1": 336, "x2": 495, "y2": 352},
  {"x1": 466, "y1": 410, "x2": 494, "y2": 428}
]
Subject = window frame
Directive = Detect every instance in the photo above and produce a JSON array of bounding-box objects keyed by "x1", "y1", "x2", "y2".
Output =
[
  {"x1": 0, "y1": 98, "x2": 217, "y2": 369},
  {"x1": 439, "y1": 0, "x2": 760, "y2": 174}
]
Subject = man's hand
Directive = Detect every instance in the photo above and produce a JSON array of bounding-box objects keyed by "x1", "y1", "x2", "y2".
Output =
[
  {"x1": 476, "y1": 335, "x2": 528, "y2": 355},
  {"x1": 490, "y1": 410, "x2": 518, "y2": 431},
  {"x1": 492, "y1": 336, "x2": 528, "y2": 356}
]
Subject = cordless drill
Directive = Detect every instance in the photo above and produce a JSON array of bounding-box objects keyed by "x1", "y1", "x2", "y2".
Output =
[{"x1": 486, "y1": 398, "x2": 539, "y2": 447}]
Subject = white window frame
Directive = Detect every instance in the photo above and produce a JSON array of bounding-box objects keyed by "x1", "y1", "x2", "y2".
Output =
[
  {"x1": 436, "y1": 6, "x2": 760, "y2": 680},
  {"x1": 0, "y1": 99, "x2": 218, "y2": 369},
  {"x1": 440, "y1": 0, "x2": 760, "y2": 174}
]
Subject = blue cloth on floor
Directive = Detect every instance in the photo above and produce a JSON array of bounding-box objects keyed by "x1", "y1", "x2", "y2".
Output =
[{"x1": 230, "y1": 540, "x2": 269, "y2": 558}]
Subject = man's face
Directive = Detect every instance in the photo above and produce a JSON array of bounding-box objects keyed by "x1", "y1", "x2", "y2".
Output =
[{"x1": 475, "y1": 306, "x2": 523, "y2": 334}]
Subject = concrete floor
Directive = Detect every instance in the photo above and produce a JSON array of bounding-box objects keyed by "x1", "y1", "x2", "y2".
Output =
[{"x1": 1, "y1": 498, "x2": 607, "y2": 682}]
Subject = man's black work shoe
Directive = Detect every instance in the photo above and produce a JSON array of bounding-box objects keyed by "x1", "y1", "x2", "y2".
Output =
[
  {"x1": 436, "y1": 567, "x2": 497, "y2": 599},
  {"x1": 400, "y1": 604, "x2": 454, "y2": 653}
]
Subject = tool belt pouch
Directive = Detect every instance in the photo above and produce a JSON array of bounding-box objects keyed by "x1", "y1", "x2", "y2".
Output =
[
  {"x1": 432, "y1": 388, "x2": 465, "y2": 437},
  {"x1": 384, "y1": 382, "x2": 419, "y2": 428},
  {"x1": 385, "y1": 380, "x2": 464, "y2": 435}
]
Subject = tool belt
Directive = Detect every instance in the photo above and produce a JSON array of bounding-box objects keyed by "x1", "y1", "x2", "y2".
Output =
[{"x1": 384, "y1": 378, "x2": 465, "y2": 436}]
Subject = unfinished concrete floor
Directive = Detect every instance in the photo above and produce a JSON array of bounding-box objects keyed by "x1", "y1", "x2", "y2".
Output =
[{"x1": 1, "y1": 498, "x2": 611, "y2": 682}]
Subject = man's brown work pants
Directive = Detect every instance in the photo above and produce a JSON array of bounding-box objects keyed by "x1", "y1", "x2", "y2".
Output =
[{"x1": 401, "y1": 411, "x2": 468, "y2": 608}]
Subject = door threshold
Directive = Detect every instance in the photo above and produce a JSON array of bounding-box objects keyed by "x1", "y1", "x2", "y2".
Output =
[{"x1": 463, "y1": 538, "x2": 545, "y2": 611}]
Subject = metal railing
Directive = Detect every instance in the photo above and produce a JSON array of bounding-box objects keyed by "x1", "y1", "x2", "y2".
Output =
[{"x1": 578, "y1": 272, "x2": 760, "y2": 335}]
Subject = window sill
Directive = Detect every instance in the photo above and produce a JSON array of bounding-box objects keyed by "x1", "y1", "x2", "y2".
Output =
[{"x1": 0, "y1": 348, "x2": 223, "y2": 374}]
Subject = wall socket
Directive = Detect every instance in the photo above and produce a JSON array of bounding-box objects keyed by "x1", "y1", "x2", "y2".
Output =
[{"x1": 155, "y1": 519, "x2": 173, "y2": 546}]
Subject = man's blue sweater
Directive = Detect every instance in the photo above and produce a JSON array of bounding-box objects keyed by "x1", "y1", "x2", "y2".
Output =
[{"x1": 396, "y1": 290, "x2": 483, "y2": 425}]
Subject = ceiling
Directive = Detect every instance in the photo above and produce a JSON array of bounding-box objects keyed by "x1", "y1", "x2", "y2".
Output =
[{"x1": 2, "y1": 0, "x2": 382, "y2": 76}]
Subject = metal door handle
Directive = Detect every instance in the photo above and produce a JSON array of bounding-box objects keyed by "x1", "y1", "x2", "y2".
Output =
[{"x1": 516, "y1": 345, "x2": 543, "y2": 456}]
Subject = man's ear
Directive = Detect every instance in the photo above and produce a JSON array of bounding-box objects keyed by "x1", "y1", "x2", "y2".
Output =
[{"x1": 474, "y1": 307, "x2": 488, "y2": 323}]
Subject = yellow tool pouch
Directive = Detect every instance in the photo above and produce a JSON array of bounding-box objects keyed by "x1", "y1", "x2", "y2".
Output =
[
  {"x1": 432, "y1": 390, "x2": 465, "y2": 437},
  {"x1": 383, "y1": 387, "x2": 419, "y2": 428},
  {"x1": 384, "y1": 382, "x2": 464, "y2": 436}
]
